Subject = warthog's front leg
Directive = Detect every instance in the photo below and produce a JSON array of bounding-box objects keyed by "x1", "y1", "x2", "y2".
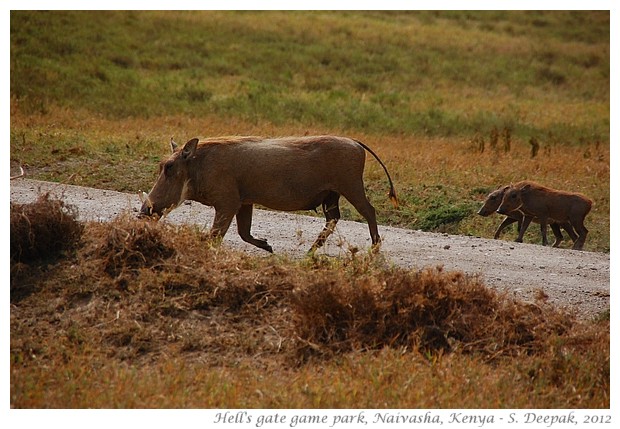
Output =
[
  {"x1": 494, "y1": 216, "x2": 518, "y2": 239},
  {"x1": 209, "y1": 205, "x2": 239, "y2": 244},
  {"x1": 236, "y1": 204, "x2": 273, "y2": 253},
  {"x1": 538, "y1": 217, "x2": 549, "y2": 246},
  {"x1": 515, "y1": 215, "x2": 533, "y2": 243}
]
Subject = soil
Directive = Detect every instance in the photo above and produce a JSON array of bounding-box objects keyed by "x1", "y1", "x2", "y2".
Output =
[{"x1": 10, "y1": 179, "x2": 610, "y2": 320}]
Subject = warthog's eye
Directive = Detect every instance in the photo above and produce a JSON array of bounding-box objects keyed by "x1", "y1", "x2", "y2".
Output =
[{"x1": 163, "y1": 161, "x2": 174, "y2": 176}]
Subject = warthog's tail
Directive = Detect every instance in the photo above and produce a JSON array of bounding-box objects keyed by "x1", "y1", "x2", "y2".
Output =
[{"x1": 353, "y1": 139, "x2": 399, "y2": 208}]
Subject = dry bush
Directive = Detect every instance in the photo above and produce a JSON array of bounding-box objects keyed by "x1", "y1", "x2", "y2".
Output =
[
  {"x1": 93, "y1": 216, "x2": 175, "y2": 276},
  {"x1": 11, "y1": 217, "x2": 578, "y2": 368},
  {"x1": 10, "y1": 193, "x2": 83, "y2": 263},
  {"x1": 10, "y1": 194, "x2": 84, "y2": 301},
  {"x1": 10, "y1": 216, "x2": 608, "y2": 407},
  {"x1": 291, "y1": 266, "x2": 573, "y2": 361}
]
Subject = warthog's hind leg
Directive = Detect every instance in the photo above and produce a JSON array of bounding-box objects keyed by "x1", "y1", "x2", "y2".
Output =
[
  {"x1": 344, "y1": 189, "x2": 380, "y2": 248},
  {"x1": 550, "y1": 223, "x2": 564, "y2": 247},
  {"x1": 561, "y1": 222, "x2": 578, "y2": 244},
  {"x1": 309, "y1": 191, "x2": 341, "y2": 253},
  {"x1": 571, "y1": 219, "x2": 588, "y2": 251}
]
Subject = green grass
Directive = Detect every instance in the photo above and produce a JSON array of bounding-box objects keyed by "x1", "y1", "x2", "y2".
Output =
[
  {"x1": 11, "y1": 11, "x2": 609, "y2": 141},
  {"x1": 10, "y1": 10, "x2": 610, "y2": 253}
]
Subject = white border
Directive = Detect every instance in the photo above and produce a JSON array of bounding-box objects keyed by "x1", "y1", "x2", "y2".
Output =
[{"x1": 4, "y1": 2, "x2": 616, "y2": 426}]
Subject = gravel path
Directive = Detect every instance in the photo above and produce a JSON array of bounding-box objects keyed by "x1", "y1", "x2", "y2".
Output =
[{"x1": 11, "y1": 179, "x2": 610, "y2": 320}]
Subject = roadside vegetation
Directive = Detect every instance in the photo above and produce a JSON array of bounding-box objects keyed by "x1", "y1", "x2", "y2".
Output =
[
  {"x1": 10, "y1": 11, "x2": 609, "y2": 408},
  {"x1": 10, "y1": 196, "x2": 609, "y2": 408}
]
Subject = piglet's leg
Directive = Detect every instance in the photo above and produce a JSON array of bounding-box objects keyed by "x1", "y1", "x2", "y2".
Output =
[
  {"x1": 538, "y1": 217, "x2": 549, "y2": 246},
  {"x1": 515, "y1": 215, "x2": 533, "y2": 243},
  {"x1": 494, "y1": 217, "x2": 517, "y2": 239},
  {"x1": 550, "y1": 223, "x2": 564, "y2": 247}
]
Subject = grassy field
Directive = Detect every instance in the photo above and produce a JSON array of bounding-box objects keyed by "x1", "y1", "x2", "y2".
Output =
[
  {"x1": 10, "y1": 10, "x2": 610, "y2": 251},
  {"x1": 10, "y1": 11, "x2": 610, "y2": 409},
  {"x1": 10, "y1": 205, "x2": 609, "y2": 408}
]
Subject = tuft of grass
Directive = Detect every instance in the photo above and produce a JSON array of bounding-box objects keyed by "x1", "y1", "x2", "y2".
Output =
[
  {"x1": 96, "y1": 217, "x2": 175, "y2": 277},
  {"x1": 10, "y1": 193, "x2": 83, "y2": 263},
  {"x1": 10, "y1": 215, "x2": 609, "y2": 408},
  {"x1": 291, "y1": 267, "x2": 573, "y2": 361}
]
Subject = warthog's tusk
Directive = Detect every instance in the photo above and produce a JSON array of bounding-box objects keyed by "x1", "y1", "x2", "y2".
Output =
[
  {"x1": 139, "y1": 191, "x2": 154, "y2": 213},
  {"x1": 144, "y1": 192, "x2": 153, "y2": 208}
]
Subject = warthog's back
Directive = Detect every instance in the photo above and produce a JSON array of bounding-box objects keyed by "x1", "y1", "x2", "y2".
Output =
[
  {"x1": 198, "y1": 135, "x2": 363, "y2": 165},
  {"x1": 516, "y1": 181, "x2": 592, "y2": 222}
]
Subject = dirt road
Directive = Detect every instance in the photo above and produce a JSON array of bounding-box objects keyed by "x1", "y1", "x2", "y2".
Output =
[{"x1": 11, "y1": 179, "x2": 610, "y2": 320}]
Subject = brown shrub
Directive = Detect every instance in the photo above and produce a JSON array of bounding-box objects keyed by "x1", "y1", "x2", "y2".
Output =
[
  {"x1": 94, "y1": 217, "x2": 175, "y2": 276},
  {"x1": 291, "y1": 266, "x2": 573, "y2": 361},
  {"x1": 11, "y1": 217, "x2": 580, "y2": 370},
  {"x1": 10, "y1": 193, "x2": 83, "y2": 263}
]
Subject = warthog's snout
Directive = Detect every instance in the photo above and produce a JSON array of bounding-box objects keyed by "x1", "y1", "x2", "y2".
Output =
[
  {"x1": 138, "y1": 191, "x2": 155, "y2": 218},
  {"x1": 477, "y1": 206, "x2": 491, "y2": 216},
  {"x1": 138, "y1": 206, "x2": 152, "y2": 218}
]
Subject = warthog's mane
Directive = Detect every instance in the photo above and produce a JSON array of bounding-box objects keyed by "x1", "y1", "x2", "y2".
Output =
[{"x1": 197, "y1": 136, "x2": 264, "y2": 147}]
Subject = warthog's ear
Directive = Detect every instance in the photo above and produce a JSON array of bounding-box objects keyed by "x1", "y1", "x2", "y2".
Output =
[
  {"x1": 170, "y1": 137, "x2": 178, "y2": 153},
  {"x1": 521, "y1": 184, "x2": 532, "y2": 193},
  {"x1": 182, "y1": 138, "x2": 199, "y2": 159}
]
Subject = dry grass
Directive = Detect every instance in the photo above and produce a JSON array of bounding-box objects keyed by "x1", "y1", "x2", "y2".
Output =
[
  {"x1": 10, "y1": 194, "x2": 84, "y2": 302},
  {"x1": 10, "y1": 202, "x2": 609, "y2": 408},
  {"x1": 10, "y1": 102, "x2": 610, "y2": 252},
  {"x1": 10, "y1": 193, "x2": 83, "y2": 263},
  {"x1": 291, "y1": 267, "x2": 573, "y2": 361}
]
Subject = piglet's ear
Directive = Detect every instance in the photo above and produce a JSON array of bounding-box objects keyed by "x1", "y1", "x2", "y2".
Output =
[
  {"x1": 182, "y1": 138, "x2": 199, "y2": 159},
  {"x1": 170, "y1": 137, "x2": 178, "y2": 153}
]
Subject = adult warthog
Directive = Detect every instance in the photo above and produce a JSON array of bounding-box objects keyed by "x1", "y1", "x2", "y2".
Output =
[
  {"x1": 496, "y1": 181, "x2": 592, "y2": 250},
  {"x1": 477, "y1": 182, "x2": 578, "y2": 247},
  {"x1": 139, "y1": 136, "x2": 398, "y2": 253}
]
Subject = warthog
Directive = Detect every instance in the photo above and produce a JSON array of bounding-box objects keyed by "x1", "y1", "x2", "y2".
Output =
[
  {"x1": 477, "y1": 182, "x2": 578, "y2": 247},
  {"x1": 497, "y1": 181, "x2": 592, "y2": 250},
  {"x1": 140, "y1": 136, "x2": 398, "y2": 253}
]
